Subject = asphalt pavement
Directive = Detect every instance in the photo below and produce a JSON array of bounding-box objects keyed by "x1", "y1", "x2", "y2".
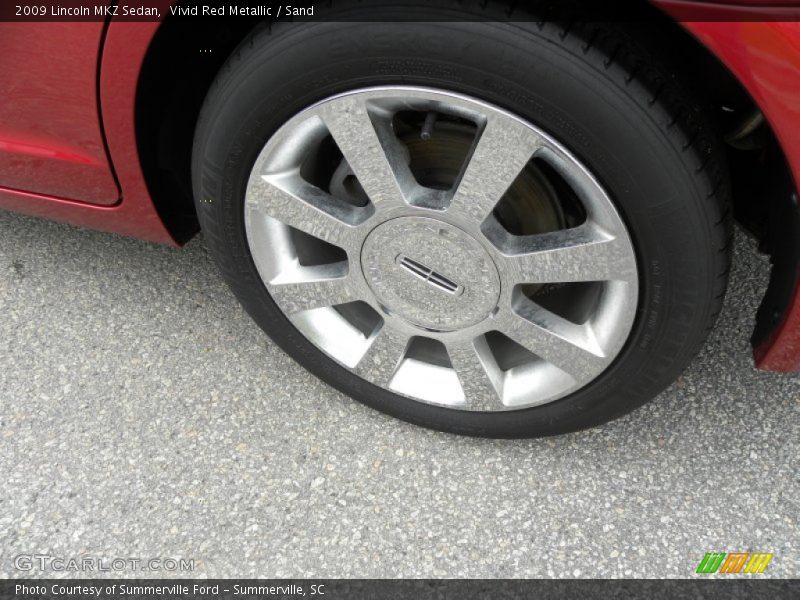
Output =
[{"x1": 0, "y1": 210, "x2": 797, "y2": 578}]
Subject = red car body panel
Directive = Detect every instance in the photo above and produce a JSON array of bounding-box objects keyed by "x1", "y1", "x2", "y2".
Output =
[
  {"x1": 0, "y1": 23, "x2": 119, "y2": 204},
  {"x1": 0, "y1": 21, "x2": 176, "y2": 244},
  {"x1": 667, "y1": 18, "x2": 800, "y2": 370},
  {"x1": 0, "y1": 4, "x2": 799, "y2": 368}
]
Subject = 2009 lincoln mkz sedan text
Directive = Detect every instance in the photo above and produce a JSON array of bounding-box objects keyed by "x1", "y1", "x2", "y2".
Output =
[{"x1": 2, "y1": 1, "x2": 799, "y2": 437}]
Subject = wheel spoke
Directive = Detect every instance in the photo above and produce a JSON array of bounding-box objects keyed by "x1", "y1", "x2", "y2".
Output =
[
  {"x1": 500, "y1": 224, "x2": 636, "y2": 285},
  {"x1": 446, "y1": 337, "x2": 504, "y2": 410},
  {"x1": 269, "y1": 268, "x2": 355, "y2": 315},
  {"x1": 500, "y1": 305, "x2": 606, "y2": 382},
  {"x1": 450, "y1": 112, "x2": 542, "y2": 222},
  {"x1": 353, "y1": 325, "x2": 411, "y2": 388},
  {"x1": 248, "y1": 174, "x2": 359, "y2": 249},
  {"x1": 320, "y1": 97, "x2": 408, "y2": 210}
]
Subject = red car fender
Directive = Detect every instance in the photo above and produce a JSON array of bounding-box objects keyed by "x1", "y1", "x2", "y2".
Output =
[
  {"x1": 654, "y1": 10, "x2": 800, "y2": 370},
  {"x1": 98, "y1": 21, "x2": 178, "y2": 245},
  {"x1": 0, "y1": 20, "x2": 176, "y2": 245}
]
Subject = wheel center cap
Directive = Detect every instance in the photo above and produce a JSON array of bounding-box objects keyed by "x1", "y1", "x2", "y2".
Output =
[{"x1": 361, "y1": 217, "x2": 500, "y2": 331}]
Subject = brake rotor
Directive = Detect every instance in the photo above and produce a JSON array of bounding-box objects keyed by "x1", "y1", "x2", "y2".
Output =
[{"x1": 402, "y1": 121, "x2": 566, "y2": 235}]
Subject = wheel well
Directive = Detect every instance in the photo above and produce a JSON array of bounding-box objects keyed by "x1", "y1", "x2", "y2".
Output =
[
  {"x1": 135, "y1": 16, "x2": 259, "y2": 243},
  {"x1": 135, "y1": 1, "x2": 798, "y2": 353}
]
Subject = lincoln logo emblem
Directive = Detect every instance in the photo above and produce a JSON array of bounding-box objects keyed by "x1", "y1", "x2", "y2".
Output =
[{"x1": 395, "y1": 254, "x2": 464, "y2": 296}]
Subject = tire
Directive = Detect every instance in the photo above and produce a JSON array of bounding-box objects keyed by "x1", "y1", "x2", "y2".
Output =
[{"x1": 191, "y1": 2, "x2": 731, "y2": 438}]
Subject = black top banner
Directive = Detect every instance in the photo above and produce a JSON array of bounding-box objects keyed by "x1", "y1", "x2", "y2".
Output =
[{"x1": 4, "y1": 0, "x2": 800, "y2": 22}]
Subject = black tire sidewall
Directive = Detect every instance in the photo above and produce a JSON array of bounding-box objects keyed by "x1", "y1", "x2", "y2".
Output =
[{"x1": 192, "y1": 20, "x2": 725, "y2": 437}]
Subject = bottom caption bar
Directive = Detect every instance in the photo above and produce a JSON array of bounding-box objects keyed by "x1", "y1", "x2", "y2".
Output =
[{"x1": 2, "y1": 579, "x2": 799, "y2": 599}]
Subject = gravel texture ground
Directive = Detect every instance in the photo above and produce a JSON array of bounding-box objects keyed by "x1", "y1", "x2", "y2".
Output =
[{"x1": 0, "y1": 210, "x2": 797, "y2": 578}]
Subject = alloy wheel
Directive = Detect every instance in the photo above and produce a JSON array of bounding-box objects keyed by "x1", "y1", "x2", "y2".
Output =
[{"x1": 244, "y1": 87, "x2": 638, "y2": 411}]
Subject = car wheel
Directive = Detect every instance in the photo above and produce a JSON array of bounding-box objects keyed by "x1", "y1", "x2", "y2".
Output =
[{"x1": 192, "y1": 4, "x2": 731, "y2": 437}]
